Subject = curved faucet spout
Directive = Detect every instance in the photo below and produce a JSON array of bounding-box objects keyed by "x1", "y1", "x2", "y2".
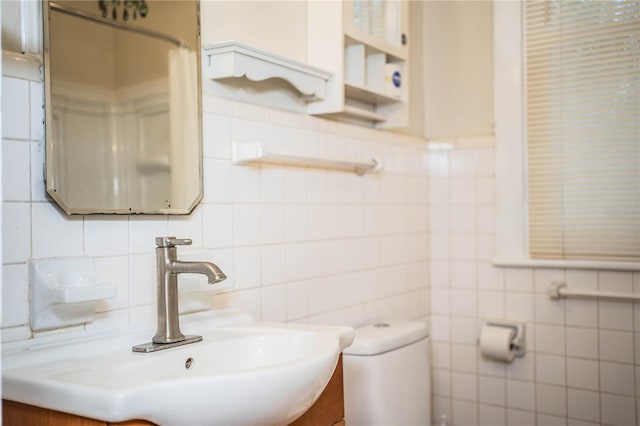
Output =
[{"x1": 170, "y1": 260, "x2": 227, "y2": 284}]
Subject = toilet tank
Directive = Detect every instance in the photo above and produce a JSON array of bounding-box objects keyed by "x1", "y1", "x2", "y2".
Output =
[{"x1": 342, "y1": 321, "x2": 431, "y2": 426}]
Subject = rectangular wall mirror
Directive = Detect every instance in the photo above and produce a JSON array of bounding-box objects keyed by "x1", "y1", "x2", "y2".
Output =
[{"x1": 43, "y1": 0, "x2": 202, "y2": 214}]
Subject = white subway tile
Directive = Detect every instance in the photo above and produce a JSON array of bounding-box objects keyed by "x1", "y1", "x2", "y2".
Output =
[
  {"x1": 476, "y1": 148, "x2": 495, "y2": 176},
  {"x1": 429, "y1": 177, "x2": 449, "y2": 205},
  {"x1": 600, "y1": 394, "x2": 636, "y2": 426},
  {"x1": 1, "y1": 264, "x2": 28, "y2": 327},
  {"x1": 505, "y1": 268, "x2": 534, "y2": 292},
  {"x1": 599, "y1": 270, "x2": 634, "y2": 292},
  {"x1": 233, "y1": 288, "x2": 261, "y2": 321},
  {"x1": 432, "y1": 369, "x2": 451, "y2": 397},
  {"x1": 233, "y1": 247, "x2": 261, "y2": 290},
  {"x1": 536, "y1": 384, "x2": 566, "y2": 417},
  {"x1": 260, "y1": 204, "x2": 286, "y2": 244},
  {"x1": 451, "y1": 150, "x2": 477, "y2": 177},
  {"x1": 307, "y1": 277, "x2": 331, "y2": 315},
  {"x1": 451, "y1": 289, "x2": 477, "y2": 317},
  {"x1": 202, "y1": 113, "x2": 231, "y2": 160},
  {"x1": 2, "y1": 202, "x2": 30, "y2": 263},
  {"x1": 506, "y1": 409, "x2": 535, "y2": 426},
  {"x1": 478, "y1": 262, "x2": 504, "y2": 290},
  {"x1": 260, "y1": 166, "x2": 287, "y2": 204},
  {"x1": 535, "y1": 324, "x2": 566, "y2": 355},
  {"x1": 2, "y1": 140, "x2": 30, "y2": 201},
  {"x1": 31, "y1": 141, "x2": 47, "y2": 202},
  {"x1": 202, "y1": 204, "x2": 234, "y2": 249},
  {"x1": 476, "y1": 234, "x2": 495, "y2": 261},
  {"x1": 599, "y1": 330, "x2": 634, "y2": 364},
  {"x1": 261, "y1": 284, "x2": 286, "y2": 322},
  {"x1": 566, "y1": 327, "x2": 598, "y2": 359},
  {"x1": 452, "y1": 399, "x2": 478, "y2": 426},
  {"x1": 505, "y1": 293, "x2": 534, "y2": 322},
  {"x1": 451, "y1": 261, "x2": 476, "y2": 289},
  {"x1": 430, "y1": 233, "x2": 450, "y2": 261},
  {"x1": 535, "y1": 293, "x2": 565, "y2": 325},
  {"x1": 451, "y1": 207, "x2": 477, "y2": 233},
  {"x1": 431, "y1": 314, "x2": 451, "y2": 342},
  {"x1": 84, "y1": 216, "x2": 128, "y2": 257},
  {"x1": 430, "y1": 205, "x2": 451, "y2": 233},
  {"x1": 506, "y1": 380, "x2": 535, "y2": 411},
  {"x1": 477, "y1": 177, "x2": 495, "y2": 204},
  {"x1": 566, "y1": 358, "x2": 599, "y2": 390},
  {"x1": 599, "y1": 300, "x2": 633, "y2": 331},
  {"x1": 565, "y1": 270, "x2": 598, "y2": 291},
  {"x1": 477, "y1": 205, "x2": 494, "y2": 233},
  {"x1": 452, "y1": 372, "x2": 478, "y2": 401},
  {"x1": 536, "y1": 413, "x2": 567, "y2": 426},
  {"x1": 232, "y1": 204, "x2": 261, "y2": 247},
  {"x1": 232, "y1": 165, "x2": 261, "y2": 203},
  {"x1": 452, "y1": 344, "x2": 477, "y2": 374},
  {"x1": 600, "y1": 361, "x2": 635, "y2": 397},
  {"x1": 203, "y1": 159, "x2": 233, "y2": 203},
  {"x1": 536, "y1": 354, "x2": 566, "y2": 386},
  {"x1": 506, "y1": 354, "x2": 535, "y2": 381},
  {"x1": 451, "y1": 234, "x2": 476, "y2": 262},
  {"x1": 534, "y1": 268, "x2": 565, "y2": 294},
  {"x1": 479, "y1": 405, "x2": 506, "y2": 426},
  {"x1": 2, "y1": 77, "x2": 30, "y2": 140},
  {"x1": 231, "y1": 118, "x2": 259, "y2": 143},
  {"x1": 285, "y1": 280, "x2": 308, "y2": 320},
  {"x1": 451, "y1": 317, "x2": 479, "y2": 344},
  {"x1": 432, "y1": 341, "x2": 451, "y2": 369},
  {"x1": 566, "y1": 300, "x2": 598, "y2": 328},
  {"x1": 451, "y1": 177, "x2": 477, "y2": 204},
  {"x1": 430, "y1": 260, "x2": 450, "y2": 288},
  {"x1": 432, "y1": 396, "x2": 452, "y2": 426},
  {"x1": 168, "y1": 205, "x2": 203, "y2": 249},
  {"x1": 32, "y1": 202, "x2": 83, "y2": 259},
  {"x1": 431, "y1": 288, "x2": 451, "y2": 314},
  {"x1": 429, "y1": 152, "x2": 450, "y2": 177},
  {"x1": 30, "y1": 82, "x2": 43, "y2": 141},
  {"x1": 478, "y1": 290, "x2": 505, "y2": 319},
  {"x1": 128, "y1": 216, "x2": 167, "y2": 254},
  {"x1": 479, "y1": 376, "x2": 506, "y2": 406},
  {"x1": 567, "y1": 389, "x2": 600, "y2": 423},
  {"x1": 93, "y1": 256, "x2": 129, "y2": 312},
  {"x1": 129, "y1": 254, "x2": 155, "y2": 307}
]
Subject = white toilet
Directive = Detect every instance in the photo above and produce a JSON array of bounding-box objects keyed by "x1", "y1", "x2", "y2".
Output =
[{"x1": 342, "y1": 321, "x2": 431, "y2": 426}]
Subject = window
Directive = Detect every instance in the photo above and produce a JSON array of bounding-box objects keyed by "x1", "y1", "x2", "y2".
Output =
[{"x1": 494, "y1": 1, "x2": 640, "y2": 269}]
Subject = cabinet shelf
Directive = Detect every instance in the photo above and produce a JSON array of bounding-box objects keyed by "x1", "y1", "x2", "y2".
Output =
[
  {"x1": 344, "y1": 82, "x2": 401, "y2": 105},
  {"x1": 344, "y1": 32, "x2": 407, "y2": 62}
]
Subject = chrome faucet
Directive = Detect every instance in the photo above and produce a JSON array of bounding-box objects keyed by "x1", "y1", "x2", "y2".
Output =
[{"x1": 132, "y1": 237, "x2": 227, "y2": 353}]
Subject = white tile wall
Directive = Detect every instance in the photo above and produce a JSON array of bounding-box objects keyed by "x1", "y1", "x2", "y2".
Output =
[
  {"x1": 1, "y1": 73, "x2": 430, "y2": 347},
  {"x1": 429, "y1": 142, "x2": 640, "y2": 426},
  {"x1": 4, "y1": 60, "x2": 640, "y2": 426}
]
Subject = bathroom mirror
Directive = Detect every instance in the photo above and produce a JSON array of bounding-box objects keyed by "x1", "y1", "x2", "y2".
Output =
[{"x1": 43, "y1": 0, "x2": 202, "y2": 214}]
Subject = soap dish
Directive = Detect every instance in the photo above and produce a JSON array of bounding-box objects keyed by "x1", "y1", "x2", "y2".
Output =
[{"x1": 30, "y1": 257, "x2": 117, "y2": 331}]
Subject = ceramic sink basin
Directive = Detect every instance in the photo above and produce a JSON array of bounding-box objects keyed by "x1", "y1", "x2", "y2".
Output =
[{"x1": 2, "y1": 309, "x2": 354, "y2": 426}]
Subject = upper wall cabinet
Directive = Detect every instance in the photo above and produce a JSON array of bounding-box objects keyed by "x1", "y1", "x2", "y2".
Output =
[{"x1": 307, "y1": 1, "x2": 409, "y2": 129}]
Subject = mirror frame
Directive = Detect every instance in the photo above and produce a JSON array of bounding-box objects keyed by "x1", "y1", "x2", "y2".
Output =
[{"x1": 42, "y1": 0, "x2": 203, "y2": 215}]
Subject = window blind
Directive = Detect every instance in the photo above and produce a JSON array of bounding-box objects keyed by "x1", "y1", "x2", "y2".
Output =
[{"x1": 525, "y1": 0, "x2": 640, "y2": 262}]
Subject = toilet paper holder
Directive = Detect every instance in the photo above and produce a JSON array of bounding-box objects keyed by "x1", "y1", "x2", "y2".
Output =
[{"x1": 482, "y1": 319, "x2": 526, "y2": 358}]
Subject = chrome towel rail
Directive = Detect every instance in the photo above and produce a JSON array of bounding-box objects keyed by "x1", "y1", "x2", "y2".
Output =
[{"x1": 548, "y1": 281, "x2": 640, "y2": 302}]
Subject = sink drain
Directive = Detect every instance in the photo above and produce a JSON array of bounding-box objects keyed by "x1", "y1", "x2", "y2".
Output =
[{"x1": 185, "y1": 357, "x2": 194, "y2": 370}]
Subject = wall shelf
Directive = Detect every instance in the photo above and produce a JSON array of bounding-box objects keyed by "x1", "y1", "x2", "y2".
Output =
[
  {"x1": 204, "y1": 41, "x2": 332, "y2": 101},
  {"x1": 232, "y1": 141, "x2": 382, "y2": 175},
  {"x1": 345, "y1": 83, "x2": 401, "y2": 105}
]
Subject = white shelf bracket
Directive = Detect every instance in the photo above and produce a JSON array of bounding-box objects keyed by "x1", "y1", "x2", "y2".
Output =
[{"x1": 204, "y1": 41, "x2": 332, "y2": 101}]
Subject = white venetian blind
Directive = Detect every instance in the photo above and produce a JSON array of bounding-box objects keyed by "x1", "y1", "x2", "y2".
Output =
[{"x1": 526, "y1": 0, "x2": 640, "y2": 263}]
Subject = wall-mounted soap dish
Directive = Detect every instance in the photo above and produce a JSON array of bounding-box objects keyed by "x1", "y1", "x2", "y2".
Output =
[{"x1": 30, "y1": 257, "x2": 117, "y2": 331}]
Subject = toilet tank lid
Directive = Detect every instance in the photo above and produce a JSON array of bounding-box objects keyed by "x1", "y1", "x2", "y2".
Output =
[{"x1": 343, "y1": 321, "x2": 429, "y2": 356}]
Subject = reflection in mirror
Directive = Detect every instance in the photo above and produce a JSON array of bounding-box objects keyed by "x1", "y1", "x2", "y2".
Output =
[{"x1": 44, "y1": 0, "x2": 202, "y2": 214}]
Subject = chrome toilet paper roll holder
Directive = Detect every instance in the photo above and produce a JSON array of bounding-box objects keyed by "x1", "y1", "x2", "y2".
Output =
[{"x1": 482, "y1": 319, "x2": 526, "y2": 358}]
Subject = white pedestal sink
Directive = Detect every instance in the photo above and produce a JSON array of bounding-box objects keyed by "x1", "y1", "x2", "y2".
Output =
[{"x1": 2, "y1": 309, "x2": 354, "y2": 425}]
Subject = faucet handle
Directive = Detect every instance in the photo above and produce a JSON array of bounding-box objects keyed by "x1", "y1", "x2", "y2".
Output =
[{"x1": 155, "y1": 237, "x2": 193, "y2": 248}]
